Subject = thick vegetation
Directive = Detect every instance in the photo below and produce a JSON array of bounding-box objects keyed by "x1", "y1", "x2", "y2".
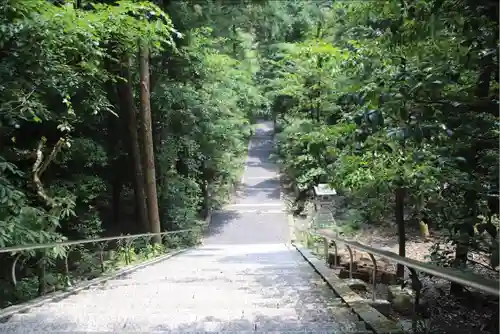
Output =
[
  {"x1": 268, "y1": 0, "x2": 499, "y2": 326},
  {"x1": 265, "y1": 1, "x2": 498, "y2": 331},
  {"x1": 0, "y1": 0, "x2": 498, "y2": 329},
  {"x1": 0, "y1": 0, "x2": 262, "y2": 306},
  {"x1": 270, "y1": 0, "x2": 498, "y2": 273}
]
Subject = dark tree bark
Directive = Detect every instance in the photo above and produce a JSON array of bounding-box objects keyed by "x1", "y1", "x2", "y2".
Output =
[
  {"x1": 395, "y1": 186, "x2": 406, "y2": 279},
  {"x1": 103, "y1": 80, "x2": 123, "y2": 229},
  {"x1": 138, "y1": 41, "x2": 162, "y2": 244},
  {"x1": 117, "y1": 56, "x2": 149, "y2": 233}
]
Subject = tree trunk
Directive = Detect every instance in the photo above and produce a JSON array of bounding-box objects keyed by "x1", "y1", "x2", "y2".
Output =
[
  {"x1": 138, "y1": 41, "x2": 162, "y2": 244},
  {"x1": 450, "y1": 234, "x2": 470, "y2": 295},
  {"x1": 111, "y1": 165, "x2": 123, "y2": 226},
  {"x1": 200, "y1": 178, "x2": 209, "y2": 219},
  {"x1": 450, "y1": 189, "x2": 476, "y2": 295},
  {"x1": 37, "y1": 257, "x2": 46, "y2": 296},
  {"x1": 395, "y1": 186, "x2": 406, "y2": 279},
  {"x1": 31, "y1": 138, "x2": 65, "y2": 296},
  {"x1": 105, "y1": 92, "x2": 123, "y2": 229},
  {"x1": 117, "y1": 56, "x2": 149, "y2": 233},
  {"x1": 232, "y1": 24, "x2": 237, "y2": 57}
]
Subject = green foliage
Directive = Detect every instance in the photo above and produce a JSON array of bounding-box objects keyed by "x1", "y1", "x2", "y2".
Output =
[
  {"x1": 0, "y1": 0, "x2": 262, "y2": 306},
  {"x1": 2, "y1": 0, "x2": 496, "y2": 313},
  {"x1": 268, "y1": 0, "x2": 499, "y2": 271}
]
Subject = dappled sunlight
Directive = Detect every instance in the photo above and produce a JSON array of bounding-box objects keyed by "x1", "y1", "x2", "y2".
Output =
[{"x1": 0, "y1": 244, "x2": 367, "y2": 333}]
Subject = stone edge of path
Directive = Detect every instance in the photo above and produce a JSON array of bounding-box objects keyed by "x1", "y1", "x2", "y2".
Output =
[
  {"x1": 290, "y1": 216, "x2": 404, "y2": 334},
  {"x1": 287, "y1": 213, "x2": 296, "y2": 243},
  {"x1": 0, "y1": 248, "x2": 189, "y2": 322}
]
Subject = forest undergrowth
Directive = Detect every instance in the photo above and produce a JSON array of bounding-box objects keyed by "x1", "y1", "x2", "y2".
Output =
[
  {"x1": 0, "y1": 1, "x2": 499, "y2": 332},
  {"x1": 269, "y1": 1, "x2": 499, "y2": 333},
  {"x1": 0, "y1": 0, "x2": 262, "y2": 307}
]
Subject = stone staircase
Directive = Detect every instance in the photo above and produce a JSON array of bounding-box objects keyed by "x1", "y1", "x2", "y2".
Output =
[
  {"x1": 0, "y1": 121, "x2": 393, "y2": 333},
  {"x1": 0, "y1": 245, "x2": 374, "y2": 333}
]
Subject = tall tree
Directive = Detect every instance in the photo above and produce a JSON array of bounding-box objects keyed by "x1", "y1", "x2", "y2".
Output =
[
  {"x1": 138, "y1": 41, "x2": 162, "y2": 243},
  {"x1": 117, "y1": 56, "x2": 150, "y2": 233}
]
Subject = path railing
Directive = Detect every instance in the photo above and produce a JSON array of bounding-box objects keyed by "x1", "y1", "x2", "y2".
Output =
[
  {"x1": 294, "y1": 224, "x2": 499, "y2": 332},
  {"x1": 296, "y1": 227, "x2": 499, "y2": 297},
  {"x1": 0, "y1": 227, "x2": 203, "y2": 304}
]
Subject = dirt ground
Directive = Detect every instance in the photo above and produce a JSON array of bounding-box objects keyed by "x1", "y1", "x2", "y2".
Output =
[
  {"x1": 350, "y1": 223, "x2": 498, "y2": 279},
  {"x1": 352, "y1": 223, "x2": 499, "y2": 334},
  {"x1": 294, "y1": 201, "x2": 499, "y2": 334}
]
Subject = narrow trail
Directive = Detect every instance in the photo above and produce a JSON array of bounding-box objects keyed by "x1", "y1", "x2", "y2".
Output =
[
  {"x1": 204, "y1": 120, "x2": 288, "y2": 244},
  {"x1": 0, "y1": 120, "x2": 368, "y2": 333}
]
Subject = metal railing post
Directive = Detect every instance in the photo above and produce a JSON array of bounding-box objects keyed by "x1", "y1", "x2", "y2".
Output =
[
  {"x1": 0, "y1": 227, "x2": 204, "y2": 298},
  {"x1": 323, "y1": 237, "x2": 329, "y2": 265},
  {"x1": 346, "y1": 245, "x2": 354, "y2": 279},
  {"x1": 295, "y1": 227, "x2": 500, "y2": 297}
]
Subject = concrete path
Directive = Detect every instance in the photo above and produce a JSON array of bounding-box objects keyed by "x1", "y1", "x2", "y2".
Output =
[
  {"x1": 0, "y1": 121, "x2": 367, "y2": 333},
  {"x1": 204, "y1": 121, "x2": 288, "y2": 245}
]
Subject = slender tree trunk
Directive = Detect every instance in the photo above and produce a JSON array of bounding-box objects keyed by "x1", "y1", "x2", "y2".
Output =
[
  {"x1": 103, "y1": 57, "x2": 124, "y2": 229},
  {"x1": 395, "y1": 186, "x2": 406, "y2": 279},
  {"x1": 111, "y1": 164, "x2": 123, "y2": 226},
  {"x1": 232, "y1": 24, "x2": 237, "y2": 57},
  {"x1": 117, "y1": 56, "x2": 149, "y2": 233},
  {"x1": 138, "y1": 41, "x2": 162, "y2": 244},
  {"x1": 37, "y1": 257, "x2": 46, "y2": 296},
  {"x1": 200, "y1": 168, "x2": 210, "y2": 219},
  {"x1": 450, "y1": 189, "x2": 477, "y2": 295}
]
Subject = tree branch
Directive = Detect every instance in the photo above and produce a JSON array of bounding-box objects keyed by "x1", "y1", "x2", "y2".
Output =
[
  {"x1": 32, "y1": 137, "x2": 65, "y2": 208},
  {"x1": 39, "y1": 138, "x2": 65, "y2": 177}
]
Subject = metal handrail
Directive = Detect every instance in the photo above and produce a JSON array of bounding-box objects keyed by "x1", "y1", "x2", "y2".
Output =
[
  {"x1": 0, "y1": 228, "x2": 202, "y2": 254},
  {"x1": 309, "y1": 228, "x2": 499, "y2": 296},
  {"x1": 0, "y1": 227, "x2": 205, "y2": 308}
]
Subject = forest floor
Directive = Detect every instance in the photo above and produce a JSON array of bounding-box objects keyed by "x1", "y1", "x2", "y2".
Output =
[
  {"x1": 350, "y1": 222, "x2": 499, "y2": 280},
  {"x1": 352, "y1": 222, "x2": 499, "y2": 334},
  {"x1": 286, "y1": 189, "x2": 499, "y2": 334}
]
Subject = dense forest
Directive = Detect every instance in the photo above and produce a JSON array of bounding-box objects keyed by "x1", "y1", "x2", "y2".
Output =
[
  {"x1": 272, "y1": 0, "x2": 499, "y2": 282},
  {"x1": 269, "y1": 0, "x2": 499, "y2": 332},
  {"x1": 0, "y1": 0, "x2": 498, "y2": 331},
  {"x1": 0, "y1": 0, "x2": 263, "y2": 304}
]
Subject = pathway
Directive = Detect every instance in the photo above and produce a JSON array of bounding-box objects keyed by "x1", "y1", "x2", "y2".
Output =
[
  {"x1": 0, "y1": 121, "x2": 368, "y2": 333},
  {"x1": 204, "y1": 120, "x2": 288, "y2": 244}
]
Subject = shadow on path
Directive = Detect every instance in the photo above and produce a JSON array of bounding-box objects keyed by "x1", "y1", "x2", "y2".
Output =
[
  {"x1": 203, "y1": 211, "x2": 242, "y2": 238},
  {"x1": 233, "y1": 187, "x2": 281, "y2": 202},
  {"x1": 203, "y1": 211, "x2": 288, "y2": 245},
  {"x1": 0, "y1": 248, "x2": 369, "y2": 333},
  {"x1": 241, "y1": 178, "x2": 280, "y2": 189},
  {"x1": 244, "y1": 160, "x2": 279, "y2": 172}
]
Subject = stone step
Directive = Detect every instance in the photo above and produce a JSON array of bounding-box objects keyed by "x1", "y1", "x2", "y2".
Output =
[
  {"x1": 222, "y1": 203, "x2": 285, "y2": 209},
  {"x1": 34, "y1": 291, "x2": 346, "y2": 311},
  {"x1": 1, "y1": 314, "x2": 370, "y2": 333},
  {"x1": 244, "y1": 175, "x2": 279, "y2": 180},
  {"x1": 88, "y1": 278, "x2": 330, "y2": 290},
  {"x1": 214, "y1": 208, "x2": 286, "y2": 213},
  {"x1": 248, "y1": 140, "x2": 274, "y2": 147},
  {"x1": 244, "y1": 169, "x2": 278, "y2": 179},
  {"x1": 242, "y1": 178, "x2": 280, "y2": 188},
  {"x1": 229, "y1": 200, "x2": 284, "y2": 207},
  {"x1": 16, "y1": 307, "x2": 357, "y2": 322},
  {"x1": 315, "y1": 212, "x2": 334, "y2": 217},
  {"x1": 33, "y1": 296, "x2": 352, "y2": 312}
]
